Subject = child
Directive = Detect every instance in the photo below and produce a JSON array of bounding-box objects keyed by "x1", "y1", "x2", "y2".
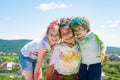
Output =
[
  {"x1": 69, "y1": 16, "x2": 106, "y2": 80},
  {"x1": 46, "y1": 18, "x2": 81, "y2": 80},
  {"x1": 19, "y1": 21, "x2": 60, "y2": 80}
]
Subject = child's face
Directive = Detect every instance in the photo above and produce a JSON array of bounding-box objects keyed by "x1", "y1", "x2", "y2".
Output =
[
  {"x1": 47, "y1": 27, "x2": 60, "y2": 45},
  {"x1": 73, "y1": 26, "x2": 87, "y2": 39},
  {"x1": 61, "y1": 26, "x2": 75, "y2": 43}
]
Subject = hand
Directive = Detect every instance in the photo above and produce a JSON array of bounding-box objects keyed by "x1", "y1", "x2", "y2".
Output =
[
  {"x1": 97, "y1": 54, "x2": 104, "y2": 62},
  {"x1": 34, "y1": 70, "x2": 42, "y2": 80},
  {"x1": 102, "y1": 55, "x2": 108, "y2": 63},
  {"x1": 97, "y1": 54, "x2": 108, "y2": 63},
  {"x1": 34, "y1": 72, "x2": 38, "y2": 80},
  {"x1": 46, "y1": 70, "x2": 50, "y2": 80},
  {"x1": 46, "y1": 65, "x2": 54, "y2": 80},
  {"x1": 37, "y1": 69, "x2": 42, "y2": 80}
]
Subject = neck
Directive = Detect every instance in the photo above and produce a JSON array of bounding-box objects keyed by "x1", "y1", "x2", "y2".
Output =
[
  {"x1": 49, "y1": 41, "x2": 55, "y2": 48},
  {"x1": 64, "y1": 41, "x2": 75, "y2": 47}
]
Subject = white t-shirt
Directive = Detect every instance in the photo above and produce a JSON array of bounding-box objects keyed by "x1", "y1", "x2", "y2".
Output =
[
  {"x1": 77, "y1": 32, "x2": 104, "y2": 65},
  {"x1": 21, "y1": 37, "x2": 51, "y2": 60},
  {"x1": 50, "y1": 42, "x2": 81, "y2": 75}
]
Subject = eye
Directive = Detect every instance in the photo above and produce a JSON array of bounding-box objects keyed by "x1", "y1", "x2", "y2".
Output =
[
  {"x1": 68, "y1": 30, "x2": 72, "y2": 34},
  {"x1": 55, "y1": 34, "x2": 59, "y2": 37},
  {"x1": 78, "y1": 27, "x2": 84, "y2": 31},
  {"x1": 73, "y1": 29, "x2": 79, "y2": 32},
  {"x1": 61, "y1": 33, "x2": 65, "y2": 36}
]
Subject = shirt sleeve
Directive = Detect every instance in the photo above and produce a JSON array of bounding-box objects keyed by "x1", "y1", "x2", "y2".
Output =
[
  {"x1": 38, "y1": 37, "x2": 50, "y2": 50},
  {"x1": 94, "y1": 33, "x2": 106, "y2": 51},
  {"x1": 39, "y1": 42, "x2": 48, "y2": 49}
]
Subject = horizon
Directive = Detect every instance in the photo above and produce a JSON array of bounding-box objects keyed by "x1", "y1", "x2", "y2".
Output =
[
  {"x1": 0, "y1": 38, "x2": 120, "y2": 48},
  {"x1": 0, "y1": 0, "x2": 120, "y2": 47}
]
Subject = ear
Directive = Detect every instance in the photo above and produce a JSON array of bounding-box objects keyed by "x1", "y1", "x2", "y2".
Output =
[{"x1": 85, "y1": 28, "x2": 88, "y2": 32}]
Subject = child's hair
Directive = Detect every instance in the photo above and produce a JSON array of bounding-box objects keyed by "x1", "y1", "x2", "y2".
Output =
[
  {"x1": 59, "y1": 17, "x2": 74, "y2": 37},
  {"x1": 59, "y1": 17, "x2": 71, "y2": 29},
  {"x1": 69, "y1": 16, "x2": 90, "y2": 32},
  {"x1": 46, "y1": 20, "x2": 60, "y2": 35},
  {"x1": 60, "y1": 17, "x2": 71, "y2": 25}
]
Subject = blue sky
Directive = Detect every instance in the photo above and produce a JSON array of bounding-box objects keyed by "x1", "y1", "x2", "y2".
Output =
[{"x1": 0, "y1": 0, "x2": 120, "y2": 47}]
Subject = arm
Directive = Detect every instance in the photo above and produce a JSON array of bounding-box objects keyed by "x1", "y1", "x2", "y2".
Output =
[
  {"x1": 46, "y1": 45, "x2": 59, "y2": 80},
  {"x1": 101, "y1": 46, "x2": 109, "y2": 63},
  {"x1": 34, "y1": 48, "x2": 47, "y2": 80},
  {"x1": 100, "y1": 46, "x2": 106, "y2": 60},
  {"x1": 95, "y1": 34, "x2": 107, "y2": 62},
  {"x1": 46, "y1": 64, "x2": 54, "y2": 80}
]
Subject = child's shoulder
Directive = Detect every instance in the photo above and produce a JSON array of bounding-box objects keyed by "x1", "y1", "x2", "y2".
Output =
[
  {"x1": 87, "y1": 32, "x2": 101, "y2": 40},
  {"x1": 54, "y1": 43, "x2": 63, "y2": 48}
]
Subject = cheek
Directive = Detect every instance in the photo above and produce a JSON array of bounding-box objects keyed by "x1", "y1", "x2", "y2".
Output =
[
  {"x1": 76, "y1": 32, "x2": 83, "y2": 37},
  {"x1": 80, "y1": 32, "x2": 87, "y2": 37},
  {"x1": 76, "y1": 31, "x2": 81, "y2": 35},
  {"x1": 56, "y1": 37, "x2": 60, "y2": 41},
  {"x1": 48, "y1": 37, "x2": 52, "y2": 41},
  {"x1": 58, "y1": 37, "x2": 60, "y2": 40},
  {"x1": 70, "y1": 33, "x2": 74, "y2": 37},
  {"x1": 61, "y1": 36, "x2": 66, "y2": 40}
]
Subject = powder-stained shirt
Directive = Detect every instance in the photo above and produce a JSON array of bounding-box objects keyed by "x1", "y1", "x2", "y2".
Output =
[
  {"x1": 21, "y1": 37, "x2": 51, "y2": 60},
  {"x1": 77, "y1": 32, "x2": 105, "y2": 65},
  {"x1": 50, "y1": 42, "x2": 81, "y2": 75}
]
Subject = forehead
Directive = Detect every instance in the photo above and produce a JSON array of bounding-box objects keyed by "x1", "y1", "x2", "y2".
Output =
[
  {"x1": 61, "y1": 26, "x2": 71, "y2": 32},
  {"x1": 48, "y1": 28, "x2": 59, "y2": 34},
  {"x1": 73, "y1": 25, "x2": 83, "y2": 29}
]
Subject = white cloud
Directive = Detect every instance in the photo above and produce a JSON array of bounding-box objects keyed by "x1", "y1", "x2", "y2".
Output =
[
  {"x1": 99, "y1": 19, "x2": 120, "y2": 28},
  {"x1": 36, "y1": 2, "x2": 72, "y2": 11}
]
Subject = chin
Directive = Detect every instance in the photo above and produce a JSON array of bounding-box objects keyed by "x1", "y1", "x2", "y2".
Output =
[
  {"x1": 77, "y1": 36, "x2": 82, "y2": 39},
  {"x1": 77, "y1": 36, "x2": 81, "y2": 38},
  {"x1": 53, "y1": 42, "x2": 57, "y2": 44},
  {"x1": 68, "y1": 40, "x2": 74, "y2": 43},
  {"x1": 68, "y1": 41, "x2": 72, "y2": 43}
]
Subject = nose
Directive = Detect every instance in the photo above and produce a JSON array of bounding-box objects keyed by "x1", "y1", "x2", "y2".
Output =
[
  {"x1": 76, "y1": 31, "x2": 81, "y2": 36},
  {"x1": 52, "y1": 38, "x2": 58, "y2": 41},
  {"x1": 66, "y1": 34, "x2": 73, "y2": 40}
]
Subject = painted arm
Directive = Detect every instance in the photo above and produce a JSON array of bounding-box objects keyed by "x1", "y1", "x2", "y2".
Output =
[
  {"x1": 95, "y1": 34, "x2": 107, "y2": 62},
  {"x1": 34, "y1": 48, "x2": 47, "y2": 80},
  {"x1": 46, "y1": 64, "x2": 54, "y2": 80},
  {"x1": 100, "y1": 46, "x2": 106, "y2": 60}
]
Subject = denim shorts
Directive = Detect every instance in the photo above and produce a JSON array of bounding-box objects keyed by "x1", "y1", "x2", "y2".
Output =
[{"x1": 19, "y1": 52, "x2": 37, "y2": 70}]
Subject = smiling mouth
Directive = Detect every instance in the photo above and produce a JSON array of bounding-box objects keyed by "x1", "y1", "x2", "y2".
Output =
[
  {"x1": 52, "y1": 38, "x2": 59, "y2": 42},
  {"x1": 66, "y1": 36, "x2": 74, "y2": 41},
  {"x1": 77, "y1": 33, "x2": 81, "y2": 36},
  {"x1": 52, "y1": 40, "x2": 57, "y2": 42}
]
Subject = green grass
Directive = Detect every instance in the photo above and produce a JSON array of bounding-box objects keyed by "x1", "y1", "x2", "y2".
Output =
[{"x1": 0, "y1": 55, "x2": 18, "y2": 62}]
